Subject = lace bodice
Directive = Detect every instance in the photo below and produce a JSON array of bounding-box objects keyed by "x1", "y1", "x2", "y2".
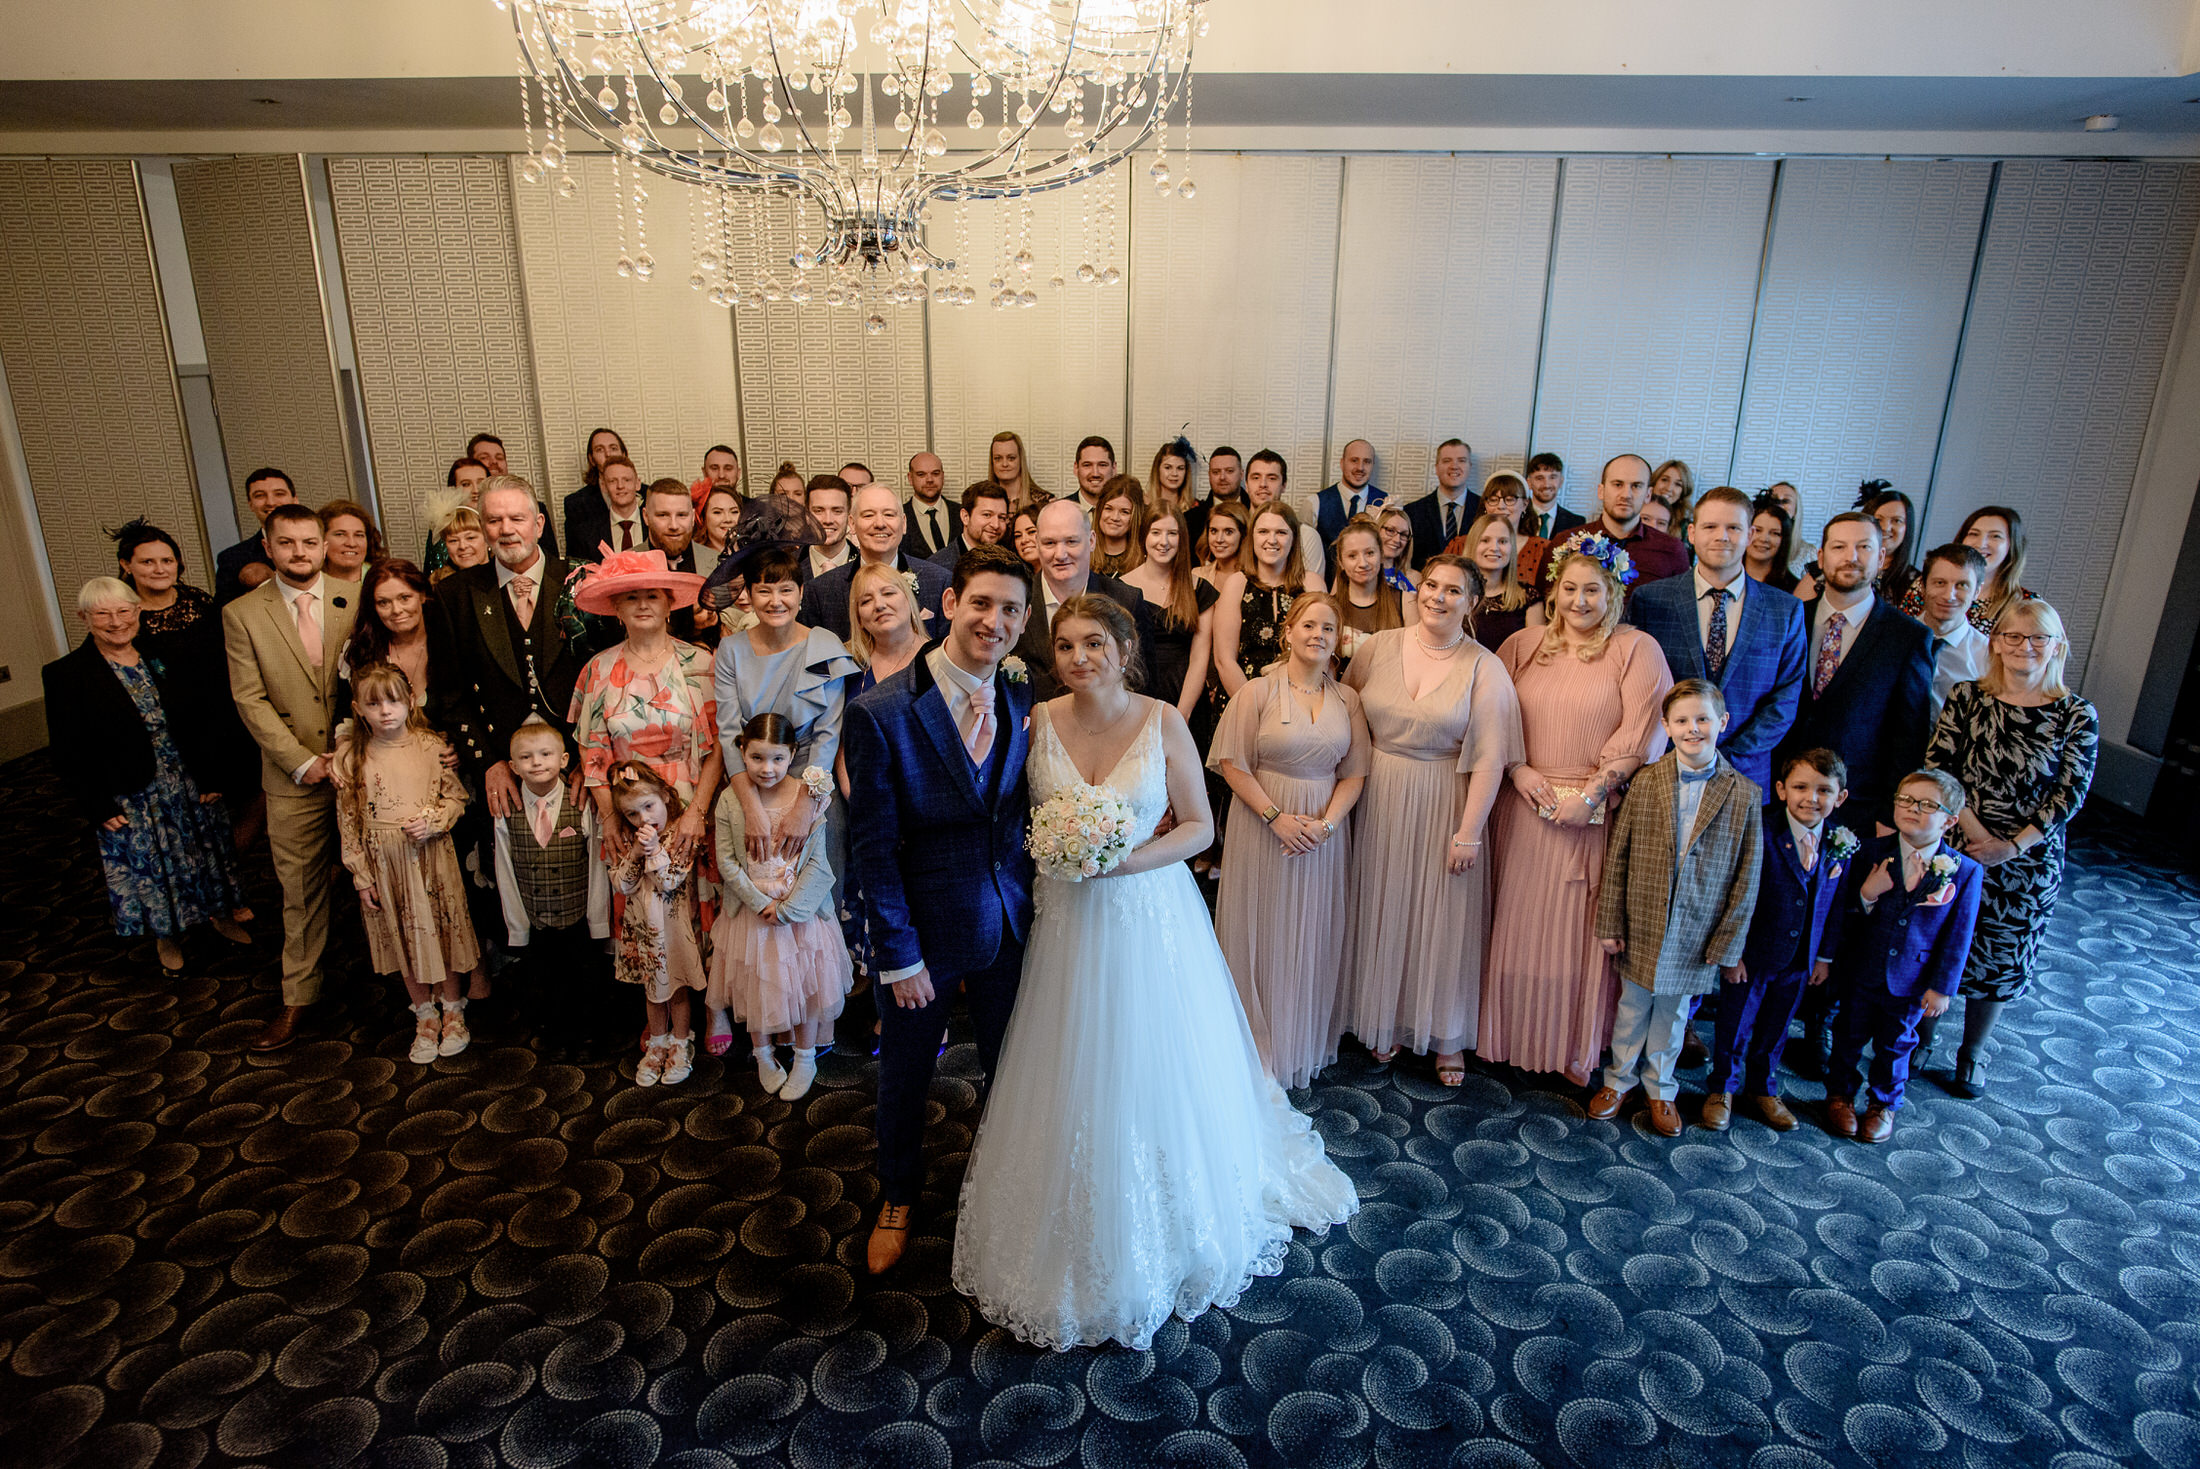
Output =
[{"x1": 1031, "y1": 699, "x2": 1169, "y2": 852}]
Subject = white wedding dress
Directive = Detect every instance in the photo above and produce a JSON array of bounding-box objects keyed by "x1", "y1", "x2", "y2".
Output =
[{"x1": 950, "y1": 699, "x2": 1360, "y2": 1351}]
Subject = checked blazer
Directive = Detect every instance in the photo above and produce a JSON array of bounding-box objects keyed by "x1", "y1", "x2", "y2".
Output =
[{"x1": 1595, "y1": 751, "x2": 1765, "y2": 998}]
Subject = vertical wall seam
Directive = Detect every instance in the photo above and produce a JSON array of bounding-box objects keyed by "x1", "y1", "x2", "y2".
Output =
[
  {"x1": 296, "y1": 152, "x2": 366, "y2": 506},
  {"x1": 1728, "y1": 157, "x2": 1787, "y2": 487},
  {"x1": 1525, "y1": 157, "x2": 1567, "y2": 462},
  {"x1": 1319, "y1": 155, "x2": 1349, "y2": 485},
  {"x1": 130, "y1": 157, "x2": 214, "y2": 576},
  {"x1": 1922, "y1": 160, "x2": 2003, "y2": 537}
]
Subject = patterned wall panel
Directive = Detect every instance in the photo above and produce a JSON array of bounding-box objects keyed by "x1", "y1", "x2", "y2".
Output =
[
  {"x1": 1731, "y1": 160, "x2": 1991, "y2": 549},
  {"x1": 1933, "y1": 160, "x2": 2200, "y2": 683},
  {"x1": 1128, "y1": 154, "x2": 1342, "y2": 522},
  {"x1": 1532, "y1": 157, "x2": 1776, "y2": 497},
  {"x1": 0, "y1": 160, "x2": 207, "y2": 596},
  {"x1": 722, "y1": 192, "x2": 927, "y2": 483},
  {"x1": 325, "y1": 156, "x2": 545, "y2": 555},
  {"x1": 927, "y1": 172, "x2": 1130, "y2": 494},
  {"x1": 1329, "y1": 156, "x2": 1557, "y2": 506},
  {"x1": 171, "y1": 155, "x2": 354, "y2": 524},
  {"x1": 509, "y1": 154, "x2": 742, "y2": 505}
]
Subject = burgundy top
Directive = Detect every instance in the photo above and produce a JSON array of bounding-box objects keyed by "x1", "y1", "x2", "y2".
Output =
[{"x1": 1528, "y1": 520, "x2": 1692, "y2": 600}]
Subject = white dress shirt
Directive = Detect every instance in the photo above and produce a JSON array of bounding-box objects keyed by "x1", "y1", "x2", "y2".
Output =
[
  {"x1": 607, "y1": 511, "x2": 643, "y2": 553},
  {"x1": 1436, "y1": 489, "x2": 1474, "y2": 542},
  {"x1": 879, "y1": 646, "x2": 1000, "y2": 984},
  {"x1": 493, "y1": 781, "x2": 613, "y2": 946},
  {"x1": 1787, "y1": 812, "x2": 1825, "y2": 872},
  {"x1": 1693, "y1": 567, "x2": 1747, "y2": 654},
  {"x1": 909, "y1": 498, "x2": 951, "y2": 554},
  {"x1": 1928, "y1": 619, "x2": 1991, "y2": 720},
  {"x1": 1812, "y1": 588, "x2": 1874, "y2": 675},
  {"x1": 810, "y1": 542, "x2": 854, "y2": 576},
  {"x1": 277, "y1": 574, "x2": 329, "y2": 784}
]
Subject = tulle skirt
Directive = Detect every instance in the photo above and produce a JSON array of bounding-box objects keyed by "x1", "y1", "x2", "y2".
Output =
[
  {"x1": 951, "y1": 861, "x2": 1359, "y2": 1351},
  {"x1": 707, "y1": 907, "x2": 850, "y2": 1034}
]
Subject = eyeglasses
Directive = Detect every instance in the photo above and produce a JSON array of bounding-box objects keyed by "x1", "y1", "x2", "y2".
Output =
[
  {"x1": 1996, "y1": 632, "x2": 2054, "y2": 650},
  {"x1": 1892, "y1": 795, "x2": 1947, "y2": 815}
]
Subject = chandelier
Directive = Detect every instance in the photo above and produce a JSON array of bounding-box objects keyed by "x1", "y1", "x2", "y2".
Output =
[{"x1": 503, "y1": 1, "x2": 1208, "y2": 324}]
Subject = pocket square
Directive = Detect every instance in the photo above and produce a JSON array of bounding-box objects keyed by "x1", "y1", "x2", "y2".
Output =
[
  {"x1": 1918, "y1": 885, "x2": 1955, "y2": 907},
  {"x1": 557, "y1": 827, "x2": 577, "y2": 838}
]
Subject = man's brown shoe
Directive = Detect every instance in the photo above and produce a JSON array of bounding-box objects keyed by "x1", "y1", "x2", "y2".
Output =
[
  {"x1": 1825, "y1": 1095, "x2": 1858, "y2": 1138},
  {"x1": 1586, "y1": 1086, "x2": 1626, "y2": 1121},
  {"x1": 1677, "y1": 1031, "x2": 1711, "y2": 1070},
  {"x1": 1645, "y1": 1099, "x2": 1683, "y2": 1137},
  {"x1": 1754, "y1": 1095, "x2": 1798, "y2": 1132},
  {"x1": 1858, "y1": 1106, "x2": 1894, "y2": 1145},
  {"x1": 1700, "y1": 1093, "x2": 1733, "y2": 1131},
  {"x1": 868, "y1": 1203, "x2": 912, "y2": 1274},
  {"x1": 250, "y1": 1005, "x2": 307, "y2": 1052}
]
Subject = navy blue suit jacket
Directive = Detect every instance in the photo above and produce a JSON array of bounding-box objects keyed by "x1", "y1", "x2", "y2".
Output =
[
  {"x1": 1773, "y1": 596, "x2": 1934, "y2": 823},
  {"x1": 1829, "y1": 834, "x2": 1983, "y2": 1000},
  {"x1": 800, "y1": 553, "x2": 951, "y2": 645},
  {"x1": 213, "y1": 535, "x2": 269, "y2": 605},
  {"x1": 1741, "y1": 804, "x2": 1856, "y2": 976},
  {"x1": 1626, "y1": 572, "x2": 1807, "y2": 791},
  {"x1": 844, "y1": 650, "x2": 1035, "y2": 979},
  {"x1": 1519, "y1": 503, "x2": 1585, "y2": 542},
  {"x1": 1315, "y1": 483, "x2": 1386, "y2": 550}
]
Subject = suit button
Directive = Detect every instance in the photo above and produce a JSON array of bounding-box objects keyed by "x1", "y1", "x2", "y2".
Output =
[
  {"x1": 994, "y1": 860, "x2": 1002, "y2": 871},
  {"x1": 1889, "y1": 947, "x2": 1898, "y2": 957}
]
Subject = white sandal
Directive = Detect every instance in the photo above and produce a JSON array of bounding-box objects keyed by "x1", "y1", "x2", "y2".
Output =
[
  {"x1": 408, "y1": 1003, "x2": 440, "y2": 1064},
  {"x1": 636, "y1": 1035, "x2": 670, "y2": 1087},
  {"x1": 660, "y1": 1034, "x2": 694, "y2": 1085},
  {"x1": 437, "y1": 998, "x2": 470, "y2": 1057}
]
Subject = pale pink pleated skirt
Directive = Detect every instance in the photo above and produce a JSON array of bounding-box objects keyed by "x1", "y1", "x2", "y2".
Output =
[{"x1": 1479, "y1": 785, "x2": 1619, "y2": 1085}]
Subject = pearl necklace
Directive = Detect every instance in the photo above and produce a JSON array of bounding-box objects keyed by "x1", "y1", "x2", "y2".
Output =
[{"x1": 1413, "y1": 630, "x2": 1466, "y2": 657}]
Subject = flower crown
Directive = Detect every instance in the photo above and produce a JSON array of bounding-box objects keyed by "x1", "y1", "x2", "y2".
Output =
[{"x1": 1557, "y1": 532, "x2": 1639, "y2": 588}]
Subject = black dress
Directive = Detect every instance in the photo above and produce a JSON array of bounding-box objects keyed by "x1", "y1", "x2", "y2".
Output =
[
  {"x1": 1925, "y1": 684, "x2": 2099, "y2": 1002},
  {"x1": 1150, "y1": 580, "x2": 1221, "y2": 724},
  {"x1": 134, "y1": 583, "x2": 257, "y2": 800},
  {"x1": 1470, "y1": 597, "x2": 1529, "y2": 653}
]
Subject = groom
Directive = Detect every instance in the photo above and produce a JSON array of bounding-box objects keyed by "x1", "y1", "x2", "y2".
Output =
[{"x1": 844, "y1": 542, "x2": 1038, "y2": 1274}]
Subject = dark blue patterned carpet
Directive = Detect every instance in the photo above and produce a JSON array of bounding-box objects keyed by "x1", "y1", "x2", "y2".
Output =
[{"x1": 0, "y1": 742, "x2": 2194, "y2": 1469}]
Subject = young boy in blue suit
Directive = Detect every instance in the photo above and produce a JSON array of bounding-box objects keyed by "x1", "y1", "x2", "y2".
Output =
[
  {"x1": 1702, "y1": 748, "x2": 1857, "y2": 1133},
  {"x1": 1818, "y1": 768, "x2": 1984, "y2": 1145}
]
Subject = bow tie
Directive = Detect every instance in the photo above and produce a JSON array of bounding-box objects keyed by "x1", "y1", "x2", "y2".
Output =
[{"x1": 1678, "y1": 764, "x2": 1718, "y2": 785}]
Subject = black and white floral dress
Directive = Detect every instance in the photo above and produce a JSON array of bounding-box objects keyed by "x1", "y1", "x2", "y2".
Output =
[{"x1": 1925, "y1": 682, "x2": 2099, "y2": 1001}]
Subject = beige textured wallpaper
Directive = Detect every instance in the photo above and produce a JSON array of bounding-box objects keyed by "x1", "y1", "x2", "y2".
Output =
[{"x1": 0, "y1": 159, "x2": 207, "y2": 599}]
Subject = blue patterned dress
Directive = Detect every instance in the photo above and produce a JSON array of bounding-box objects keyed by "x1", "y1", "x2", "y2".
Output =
[{"x1": 96, "y1": 660, "x2": 243, "y2": 937}]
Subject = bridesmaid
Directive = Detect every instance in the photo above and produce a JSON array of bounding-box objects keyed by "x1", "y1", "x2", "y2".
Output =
[
  {"x1": 1338, "y1": 555, "x2": 1523, "y2": 1085},
  {"x1": 1479, "y1": 545, "x2": 1673, "y2": 1085},
  {"x1": 1210, "y1": 592, "x2": 1371, "y2": 1088}
]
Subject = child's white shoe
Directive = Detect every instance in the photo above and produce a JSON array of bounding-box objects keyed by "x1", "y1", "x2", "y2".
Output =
[
  {"x1": 780, "y1": 1046, "x2": 818, "y2": 1101},
  {"x1": 408, "y1": 1003, "x2": 440, "y2": 1064},
  {"x1": 437, "y1": 999, "x2": 470, "y2": 1057},
  {"x1": 660, "y1": 1034, "x2": 694, "y2": 1085},
  {"x1": 636, "y1": 1035, "x2": 670, "y2": 1087},
  {"x1": 754, "y1": 1045, "x2": 788, "y2": 1094}
]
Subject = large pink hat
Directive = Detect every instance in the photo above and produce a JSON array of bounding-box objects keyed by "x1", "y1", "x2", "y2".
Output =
[{"x1": 573, "y1": 546, "x2": 707, "y2": 616}]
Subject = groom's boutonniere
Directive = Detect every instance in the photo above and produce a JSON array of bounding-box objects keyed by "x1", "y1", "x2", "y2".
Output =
[{"x1": 1001, "y1": 655, "x2": 1028, "y2": 684}]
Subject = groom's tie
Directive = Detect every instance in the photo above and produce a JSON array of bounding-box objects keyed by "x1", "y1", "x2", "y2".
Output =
[{"x1": 962, "y1": 681, "x2": 996, "y2": 766}]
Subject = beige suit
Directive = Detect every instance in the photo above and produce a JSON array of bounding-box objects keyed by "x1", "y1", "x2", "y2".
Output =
[{"x1": 224, "y1": 575, "x2": 360, "y2": 1005}]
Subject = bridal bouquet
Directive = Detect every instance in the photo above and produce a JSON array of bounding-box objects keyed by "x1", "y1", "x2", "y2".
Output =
[{"x1": 1028, "y1": 784, "x2": 1136, "y2": 881}]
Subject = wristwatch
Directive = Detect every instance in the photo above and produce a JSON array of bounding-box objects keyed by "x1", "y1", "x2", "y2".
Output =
[{"x1": 1260, "y1": 804, "x2": 1281, "y2": 824}]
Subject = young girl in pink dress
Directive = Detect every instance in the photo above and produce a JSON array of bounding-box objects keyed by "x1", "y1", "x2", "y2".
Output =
[
  {"x1": 710, "y1": 713, "x2": 851, "y2": 1101},
  {"x1": 338, "y1": 663, "x2": 482, "y2": 1064},
  {"x1": 607, "y1": 760, "x2": 706, "y2": 1087}
]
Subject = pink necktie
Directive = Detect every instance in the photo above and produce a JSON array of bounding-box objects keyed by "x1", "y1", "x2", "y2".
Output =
[
  {"x1": 295, "y1": 590, "x2": 322, "y2": 665},
  {"x1": 510, "y1": 573, "x2": 537, "y2": 628},
  {"x1": 962, "y1": 681, "x2": 996, "y2": 766},
  {"x1": 1905, "y1": 849, "x2": 1923, "y2": 891},
  {"x1": 1797, "y1": 830, "x2": 1817, "y2": 872},
  {"x1": 1813, "y1": 610, "x2": 1847, "y2": 696},
  {"x1": 531, "y1": 791, "x2": 557, "y2": 847}
]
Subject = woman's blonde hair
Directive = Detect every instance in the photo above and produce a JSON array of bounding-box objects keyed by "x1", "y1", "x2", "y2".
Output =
[
  {"x1": 1979, "y1": 597, "x2": 2070, "y2": 700},
  {"x1": 1328, "y1": 520, "x2": 1404, "y2": 635},
  {"x1": 1375, "y1": 505, "x2": 1416, "y2": 575},
  {"x1": 845, "y1": 562, "x2": 926, "y2": 666},
  {"x1": 1265, "y1": 591, "x2": 1345, "y2": 674},
  {"x1": 77, "y1": 576, "x2": 140, "y2": 614},
  {"x1": 1463, "y1": 512, "x2": 1527, "y2": 611},
  {"x1": 1248, "y1": 500, "x2": 1309, "y2": 593},
  {"x1": 1535, "y1": 550, "x2": 1626, "y2": 663},
  {"x1": 343, "y1": 662, "x2": 436, "y2": 791}
]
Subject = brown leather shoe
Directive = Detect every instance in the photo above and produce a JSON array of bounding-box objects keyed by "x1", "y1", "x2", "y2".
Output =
[
  {"x1": 1677, "y1": 1031, "x2": 1711, "y2": 1070},
  {"x1": 1586, "y1": 1086, "x2": 1626, "y2": 1121},
  {"x1": 250, "y1": 1005, "x2": 308, "y2": 1052},
  {"x1": 1700, "y1": 1093, "x2": 1732, "y2": 1132},
  {"x1": 1645, "y1": 1099, "x2": 1683, "y2": 1137},
  {"x1": 1858, "y1": 1105, "x2": 1894, "y2": 1144},
  {"x1": 1825, "y1": 1095, "x2": 1858, "y2": 1138},
  {"x1": 867, "y1": 1203, "x2": 912, "y2": 1274},
  {"x1": 1754, "y1": 1095, "x2": 1798, "y2": 1132}
]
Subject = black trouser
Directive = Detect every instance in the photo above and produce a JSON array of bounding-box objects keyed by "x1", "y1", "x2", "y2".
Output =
[{"x1": 874, "y1": 940, "x2": 1024, "y2": 1207}]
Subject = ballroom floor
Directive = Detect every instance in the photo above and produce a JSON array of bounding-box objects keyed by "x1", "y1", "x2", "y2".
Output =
[{"x1": 0, "y1": 747, "x2": 2193, "y2": 1469}]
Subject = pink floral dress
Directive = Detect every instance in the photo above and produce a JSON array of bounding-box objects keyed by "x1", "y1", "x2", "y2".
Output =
[{"x1": 568, "y1": 641, "x2": 720, "y2": 806}]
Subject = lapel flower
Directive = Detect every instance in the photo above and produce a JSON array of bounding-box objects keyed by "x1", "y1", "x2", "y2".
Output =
[
  {"x1": 1001, "y1": 656, "x2": 1028, "y2": 684},
  {"x1": 1918, "y1": 852, "x2": 1961, "y2": 905},
  {"x1": 801, "y1": 765, "x2": 832, "y2": 799},
  {"x1": 900, "y1": 570, "x2": 922, "y2": 598},
  {"x1": 1825, "y1": 826, "x2": 1859, "y2": 863}
]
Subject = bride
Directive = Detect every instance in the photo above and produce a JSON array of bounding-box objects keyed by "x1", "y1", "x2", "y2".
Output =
[{"x1": 951, "y1": 593, "x2": 1359, "y2": 1350}]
